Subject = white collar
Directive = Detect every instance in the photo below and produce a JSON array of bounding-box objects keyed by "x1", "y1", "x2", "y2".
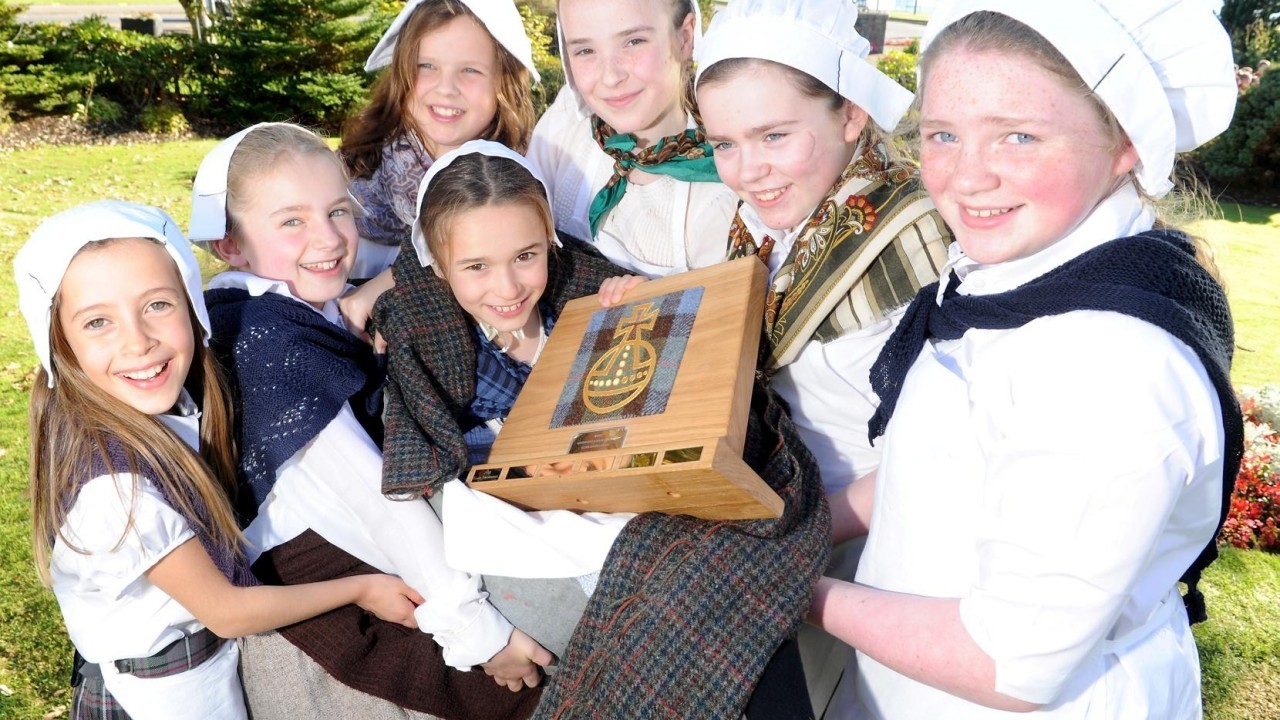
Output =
[
  {"x1": 939, "y1": 183, "x2": 1156, "y2": 302},
  {"x1": 208, "y1": 270, "x2": 348, "y2": 328},
  {"x1": 158, "y1": 388, "x2": 201, "y2": 452}
]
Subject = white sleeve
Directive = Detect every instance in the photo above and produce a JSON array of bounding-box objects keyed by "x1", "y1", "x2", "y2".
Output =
[
  {"x1": 56, "y1": 474, "x2": 195, "y2": 600},
  {"x1": 441, "y1": 479, "x2": 632, "y2": 578},
  {"x1": 770, "y1": 312, "x2": 902, "y2": 494},
  {"x1": 267, "y1": 405, "x2": 513, "y2": 670},
  {"x1": 957, "y1": 313, "x2": 1225, "y2": 704}
]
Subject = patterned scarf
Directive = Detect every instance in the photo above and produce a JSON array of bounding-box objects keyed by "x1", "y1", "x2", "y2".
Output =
[
  {"x1": 587, "y1": 116, "x2": 721, "y2": 238},
  {"x1": 728, "y1": 142, "x2": 951, "y2": 370},
  {"x1": 867, "y1": 229, "x2": 1242, "y2": 623}
]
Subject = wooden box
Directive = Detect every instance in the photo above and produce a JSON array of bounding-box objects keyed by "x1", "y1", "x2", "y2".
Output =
[{"x1": 464, "y1": 257, "x2": 782, "y2": 520}]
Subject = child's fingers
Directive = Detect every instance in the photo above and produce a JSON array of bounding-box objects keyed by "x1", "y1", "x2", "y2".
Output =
[{"x1": 373, "y1": 330, "x2": 388, "y2": 354}]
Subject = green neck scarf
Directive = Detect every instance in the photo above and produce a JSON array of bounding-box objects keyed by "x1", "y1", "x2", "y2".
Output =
[{"x1": 587, "y1": 115, "x2": 721, "y2": 238}]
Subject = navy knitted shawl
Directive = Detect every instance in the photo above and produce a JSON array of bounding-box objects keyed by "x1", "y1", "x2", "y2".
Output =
[
  {"x1": 868, "y1": 229, "x2": 1242, "y2": 622},
  {"x1": 206, "y1": 289, "x2": 385, "y2": 521}
]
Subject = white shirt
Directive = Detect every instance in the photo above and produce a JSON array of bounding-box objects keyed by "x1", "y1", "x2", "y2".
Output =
[
  {"x1": 527, "y1": 87, "x2": 739, "y2": 278},
  {"x1": 51, "y1": 393, "x2": 248, "y2": 719},
  {"x1": 209, "y1": 271, "x2": 513, "y2": 670},
  {"x1": 851, "y1": 188, "x2": 1223, "y2": 719}
]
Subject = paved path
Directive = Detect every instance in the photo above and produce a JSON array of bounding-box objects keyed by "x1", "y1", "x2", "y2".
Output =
[{"x1": 18, "y1": 3, "x2": 191, "y2": 31}]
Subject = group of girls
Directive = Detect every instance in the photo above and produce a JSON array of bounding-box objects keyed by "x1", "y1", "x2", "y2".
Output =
[{"x1": 16, "y1": 0, "x2": 1242, "y2": 718}]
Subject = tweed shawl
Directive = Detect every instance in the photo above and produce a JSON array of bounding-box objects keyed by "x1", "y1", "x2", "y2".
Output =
[
  {"x1": 533, "y1": 379, "x2": 830, "y2": 718},
  {"x1": 868, "y1": 229, "x2": 1242, "y2": 623},
  {"x1": 374, "y1": 235, "x2": 625, "y2": 497},
  {"x1": 728, "y1": 142, "x2": 951, "y2": 370},
  {"x1": 206, "y1": 289, "x2": 385, "y2": 519}
]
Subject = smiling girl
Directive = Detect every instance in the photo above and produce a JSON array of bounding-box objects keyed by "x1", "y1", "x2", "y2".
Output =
[
  {"x1": 528, "y1": 0, "x2": 739, "y2": 278},
  {"x1": 340, "y1": 0, "x2": 538, "y2": 278},
  {"x1": 16, "y1": 201, "x2": 421, "y2": 720},
  {"x1": 190, "y1": 123, "x2": 545, "y2": 719},
  {"x1": 809, "y1": 1, "x2": 1241, "y2": 717}
]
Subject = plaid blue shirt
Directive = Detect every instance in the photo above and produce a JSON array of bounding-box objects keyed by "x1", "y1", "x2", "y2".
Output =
[{"x1": 463, "y1": 308, "x2": 557, "y2": 466}]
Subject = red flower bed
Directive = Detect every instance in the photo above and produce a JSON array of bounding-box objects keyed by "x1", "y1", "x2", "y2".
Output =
[{"x1": 1220, "y1": 389, "x2": 1280, "y2": 552}]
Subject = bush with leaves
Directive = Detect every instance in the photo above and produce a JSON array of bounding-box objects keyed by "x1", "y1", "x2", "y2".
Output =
[
  {"x1": 875, "y1": 39, "x2": 919, "y2": 94},
  {"x1": 194, "y1": 0, "x2": 392, "y2": 132},
  {"x1": 1219, "y1": 0, "x2": 1279, "y2": 68},
  {"x1": 1199, "y1": 70, "x2": 1280, "y2": 188},
  {"x1": 0, "y1": 13, "x2": 192, "y2": 122}
]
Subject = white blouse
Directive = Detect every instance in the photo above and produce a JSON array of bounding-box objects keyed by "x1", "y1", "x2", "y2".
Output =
[
  {"x1": 209, "y1": 271, "x2": 514, "y2": 670},
  {"x1": 52, "y1": 395, "x2": 248, "y2": 719},
  {"x1": 851, "y1": 188, "x2": 1223, "y2": 719},
  {"x1": 527, "y1": 87, "x2": 739, "y2": 278}
]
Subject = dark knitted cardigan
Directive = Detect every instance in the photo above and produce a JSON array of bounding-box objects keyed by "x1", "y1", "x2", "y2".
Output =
[
  {"x1": 868, "y1": 229, "x2": 1243, "y2": 623},
  {"x1": 207, "y1": 287, "x2": 540, "y2": 718},
  {"x1": 374, "y1": 239, "x2": 832, "y2": 718}
]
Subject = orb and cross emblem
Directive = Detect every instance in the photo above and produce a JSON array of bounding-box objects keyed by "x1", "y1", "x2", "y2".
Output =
[{"x1": 582, "y1": 301, "x2": 660, "y2": 414}]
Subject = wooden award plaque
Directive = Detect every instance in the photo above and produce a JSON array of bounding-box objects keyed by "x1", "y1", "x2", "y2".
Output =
[{"x1": 464, "y1": 256, "x2": 782, "y2": 520}]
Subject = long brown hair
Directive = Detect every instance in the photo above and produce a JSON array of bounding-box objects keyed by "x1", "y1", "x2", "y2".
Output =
[
  {"x1": 341, "y1": 0, "x2": 535, "y2": 179},
  {"x1": 29, "y1": 239, "x2": 242, "y2": 585}
]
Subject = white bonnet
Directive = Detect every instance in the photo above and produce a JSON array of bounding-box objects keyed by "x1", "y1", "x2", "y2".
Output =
[
  {"x1": 14, "y1": 200, "x2": 211, "y2": 388},
  {"x1": 695, "y1": 0, "x2": 915, "y2": 134},
  {"x1": 922, "y1": 0, "x2": 1237, "y2": 198},
  {"x1": 189, "y1": 122, "x2": 287, "y2": 243},
  {"x1": 365, "y1": 0, "x2": 540, "y2": 82},
  {"x1": 410, "y1": 139, "x2": 559, "y2": 268}
]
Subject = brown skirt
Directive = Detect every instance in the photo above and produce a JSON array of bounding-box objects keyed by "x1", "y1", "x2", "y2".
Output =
[{"x1": 251, "y1": 530, "x2": 542, "y2": 720}]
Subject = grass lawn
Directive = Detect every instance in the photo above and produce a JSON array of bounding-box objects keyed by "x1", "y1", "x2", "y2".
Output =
[{"x1": 0, "y1": 139, "x2": 1278, "y2": 718}]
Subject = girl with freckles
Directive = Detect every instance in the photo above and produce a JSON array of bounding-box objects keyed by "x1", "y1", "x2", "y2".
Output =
[
  {"x1": 810, "y1": 1, "x2": 1241, "y2": 717},
  {"x1": 694, "y1": 1, "x2": 953, "y2": 713}
]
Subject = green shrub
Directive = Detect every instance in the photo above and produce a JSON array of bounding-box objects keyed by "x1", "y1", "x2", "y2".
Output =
[
  {"x1": 139, "y1": 101, "x2": 190, "y2": 136},
  {"x1": 195, "y1": 0, "x2": 391, "y2": 132},
  {"x1": 77, "y1": 96, "x2": 126, "y2": 126},
  {"x1": 1199, "y1": 71, "x2": 1280, "y2": 188},
  {"x1": 521, "y1": 2, "x2": 564, "y2": 117},
  {"x1": 0, "y1": 15, "x2": 192, "y2": 122},
  {"x1": 876, "y1": 49, "x2": 918, "y2": 93}
]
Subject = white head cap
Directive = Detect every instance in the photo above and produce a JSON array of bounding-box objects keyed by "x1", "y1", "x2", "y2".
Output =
[
  {"x1": 15, "y1": 200, "x2": 211, "y2": 388},
  {"x1": 410, "y1": 139, "x2": 559, "y2": 268},
  {"x1": 189, "y1": 122, "x2": 284, "y2": 243},
  {"x1": 557, "y1": 0, "x2": 701, "y2": 96},
  {"x1": 922, "y1": 0, "x2": 1237, "y2": 198},
  {"x1": 695, "y1": 0, "x2": 915, "y2": 133},
  {"x1": 365, "y1": 0, "x2": 540, "y2": 82},
  {"x1": 189, "y1": 122, "x2": 356, "y2": 245}
]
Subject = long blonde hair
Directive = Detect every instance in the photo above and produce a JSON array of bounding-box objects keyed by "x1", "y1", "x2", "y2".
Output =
[{"x1": 28, "y1": 239, "x2": 242, "y2": 585}]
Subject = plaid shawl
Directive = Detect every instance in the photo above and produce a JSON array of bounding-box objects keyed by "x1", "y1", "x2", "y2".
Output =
[
  {"x1": 534, "y1": 380, "x2": 830, "y2": 718},
  {"x1": 868, "y1": 229, "x2": 1242, "y2": 624},
  {"x1": 728, "y1": 143, "x2": 951, "y2": 370},
  {"x1": 374, "y1": 235, "x2": 623, "y2": 497}
]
